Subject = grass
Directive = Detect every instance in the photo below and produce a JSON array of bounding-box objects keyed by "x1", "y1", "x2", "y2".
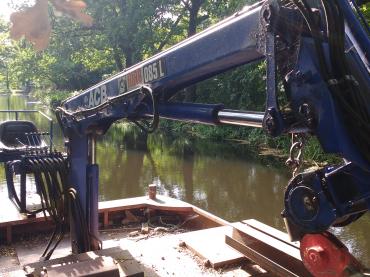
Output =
[{"x1": 158, "y1": 120, "x2": 341, "y2": 165}]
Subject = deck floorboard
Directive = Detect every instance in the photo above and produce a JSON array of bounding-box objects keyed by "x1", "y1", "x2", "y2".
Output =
[
  {"x1": 180, "y1": 225, "x2": 247, "y2": 268},
  {"x1": 3, "y1": 228, "x2": 267, "y2": 276}
]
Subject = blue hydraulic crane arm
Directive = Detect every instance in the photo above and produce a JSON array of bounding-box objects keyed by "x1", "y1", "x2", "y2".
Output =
[
  {"x1": 59, "y1": 0, "x2": 370, "y2": 169},
  {"x1": 62, "y1": 2, "x2": 264, "y2": 113},
  {"x1": 57, "y1": 0, "x2": 268, "y2": 255},
  {"x1": 56, "y1": 0, "x2": 370, "y2": 272}
]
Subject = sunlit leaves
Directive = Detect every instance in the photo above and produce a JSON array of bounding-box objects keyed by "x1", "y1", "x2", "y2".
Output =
[
  {"x1": 71, "y1": 48, "x2": 113, "y2": 72},
  {"x1": 3, "y1": 0, "x2": 268, "y2": 96}
]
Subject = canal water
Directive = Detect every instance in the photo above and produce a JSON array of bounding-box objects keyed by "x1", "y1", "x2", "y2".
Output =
[{"x1": 0, "y1": 94, "x2": 369, "y2": 266}]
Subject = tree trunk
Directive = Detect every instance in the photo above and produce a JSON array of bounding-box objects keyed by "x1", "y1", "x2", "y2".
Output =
[
  {"x1": 113, "y1": 48, "x2": 124, "y2": 71},
  {"x1": 6, "y1": 65, "x2": 9, "y2": 91},
  {"x1": 188, "y1": 11, "x2": 197, "y2": 37},
  {"x1": 123, "y1": 46, "x2": 134, "y2": 68},
  {"x1": 184, "y1": 0, "x2": 204, "y2": 102}
]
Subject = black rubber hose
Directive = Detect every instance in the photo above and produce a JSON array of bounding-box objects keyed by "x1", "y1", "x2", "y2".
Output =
[
  {"x1": 292, "y1": 0, "x2": 370, "y2": 163},
  {"x1": 290, "y1": 0, "x2": 330, "y2": 81},
  {"x1": 323, "y1": 0, "x2": 370, "y2": 162}
]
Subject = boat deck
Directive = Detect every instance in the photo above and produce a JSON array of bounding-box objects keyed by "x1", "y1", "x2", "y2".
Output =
[
  {"x1": 0, "y1": 194, "x2": 226, "y2": 244},
  {"x1": 0, "y1": 194, "x2": 311, "y2": 276},
  {"x1": 1, "y1": 226, "x2": 271, "y2": 276}
]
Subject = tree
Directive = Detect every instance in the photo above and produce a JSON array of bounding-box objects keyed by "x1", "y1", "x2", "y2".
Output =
[
  {"x1": 0, "y1": 19, "x2": 13, "y2": 91},
  {"x1": 176, "y1": 0, "x2": 260, "y2": 102},
  {"x1": 83, "y1": 0, "x2": 183, "y2": 69},
  {"x1": 2, "y1": 0, "x2": 266, "y2": 96}
]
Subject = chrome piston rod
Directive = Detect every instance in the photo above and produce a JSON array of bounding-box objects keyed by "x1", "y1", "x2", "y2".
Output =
[
  {"x1": 152, "y1": 103, "x2": 264, "y2": 127},
  {"x1": 217, "y1": 109, "x2": 264, "y2": 128}
]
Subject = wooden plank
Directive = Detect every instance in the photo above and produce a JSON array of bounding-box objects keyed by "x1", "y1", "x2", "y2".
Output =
[
  {"x1": 227, "y1": 222, "x2": 312, "y2": 277},
  {"x1": 232, "y1": 222, "x2": 301, "y2": 259},
  {"x1": 0, "y1": 196, "x2": 50, "y2": 227},
  {"x1": 242, "y1": 219, "x2": 299, "y2": 248},
  {"x1": 0, "y1": 197, "x2": 25, "y2": 225},
  {"x1": 191, "y1": 206, "x2": 230, "y2": 227},
  {"x1": 98, "y1": 195, "x2": 194, "y2": 213},
  {"x1": 0, "y1": 195, "x2": 193, "y2": 226},
  {"x1": 1, "y1": 269, "x2": 26, "y2": 277},
  {"x1": 0, "y1": 195, "x2": 227, "y2": 240},
  {"x1": 6, "y1": 226, "x2": 12, "y2": 244},
  {"x1": 46, "y1": 256, "x2": 120, "y2": 277},
  {"x1": 103, "y1": 211, "x2": 109, "y2": 228},
  {"x1": 181, "y1": 226, "x2": 246, "y2": 268},
  {"x1": 225, "y1": 235, "x2": 288, "y2": 277},
  {"x1": 25, "y1": 246, "x2": 144, "y2": 277},
  {"x1": 90, "y1": 247, "x2": 143, "y2": 277},
  {"x1": 0, "y1": 215, "x2": 49, "y2": 227}
]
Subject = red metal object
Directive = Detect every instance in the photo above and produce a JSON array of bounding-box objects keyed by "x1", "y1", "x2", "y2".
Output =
[{"x1": 300, "y1": 232, "x2": 364, "y2": 277}]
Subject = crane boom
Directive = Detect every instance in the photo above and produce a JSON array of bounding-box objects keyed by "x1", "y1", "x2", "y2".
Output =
[{"x1": 56, "y1": 0, "x2": 370, "y2": 273}]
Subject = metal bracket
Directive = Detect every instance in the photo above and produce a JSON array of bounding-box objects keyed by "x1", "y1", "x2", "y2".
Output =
[{"x1": 263, "y1": 30, "x2": 285, "y2": 137}]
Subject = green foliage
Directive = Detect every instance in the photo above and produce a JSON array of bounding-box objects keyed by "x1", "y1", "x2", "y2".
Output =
[
  {"x1": 32, "y1": 88, "x2": 72, "y2": 107},
  {"x1": 0, "y1": 19, "x2": 12, "y2": 91},
  {"x1": 360, "y1": 2, "x2": 370, "y2": 24},
  {"x1": 194, "y1": 62, "x2": 266, "y2": 110},
  {"x1": 0, "y1": 0, "x2": 349, "y2": 165},
  {"x1": 1, "y1": 0, "x2": 265, "y2": 90}
]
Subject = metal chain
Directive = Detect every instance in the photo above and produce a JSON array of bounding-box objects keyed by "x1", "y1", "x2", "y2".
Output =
[{"x1": 285, "y1": 133, "x2": 306, "y2": 176}]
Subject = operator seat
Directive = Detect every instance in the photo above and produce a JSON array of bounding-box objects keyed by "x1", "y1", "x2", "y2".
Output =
[{"x1": 0, "y1": 120, "x2": 45, "y2": 151}]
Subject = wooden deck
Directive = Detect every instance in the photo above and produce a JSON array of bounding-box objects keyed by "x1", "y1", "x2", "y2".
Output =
[
  {"x1": 0, "y1": 194, "x2": 312, "y2": 276},
  {"x1": 0, "y1": 194, "x2": 223, "y2": 244},
  {"x1": 181, "y1": 225, "x2": 247, "y2": 268},
  {"x1": 20, "y1": 247, "x2": 143, "y2": 277},
  {"x1": 2, "y1": 227, "x2": 271, "y2": 277}
]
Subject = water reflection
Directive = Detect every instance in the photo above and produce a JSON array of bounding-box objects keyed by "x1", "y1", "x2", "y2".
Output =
[
  {"x1": 97, "y1": 123, "x2": 370, "y2": 265},
  {"x1": 98, "y1": 127, "x2": 288, "y2": 223},
  {"x1": 0, "y1": 94, "x2": 368, "y2": 266}
]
